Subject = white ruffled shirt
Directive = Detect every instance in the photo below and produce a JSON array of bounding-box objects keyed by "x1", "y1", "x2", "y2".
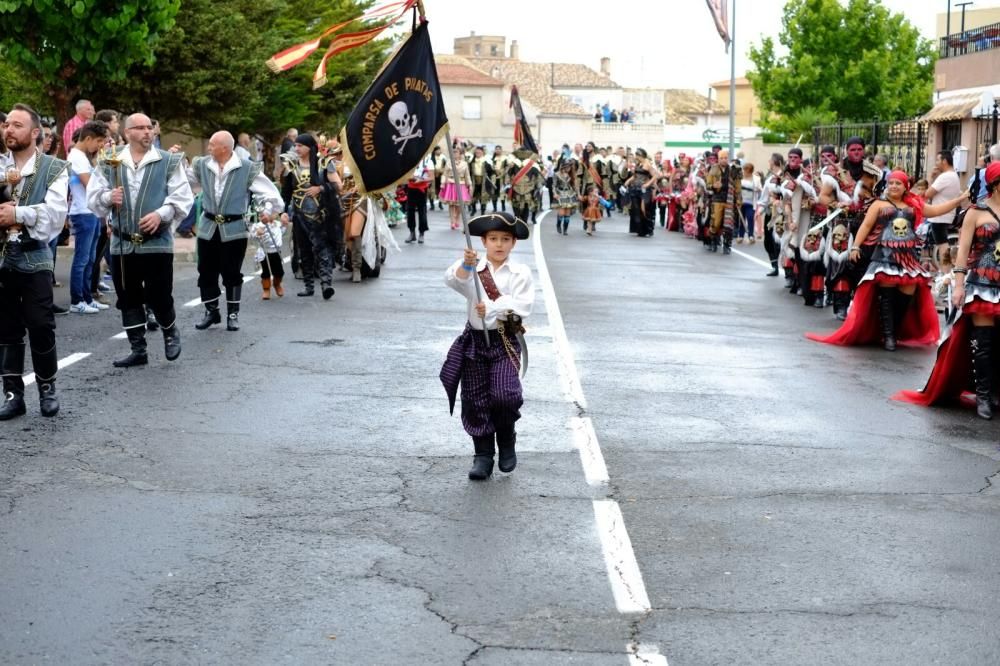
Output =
[
  {"x1": 445, "y1": 256, "x2": 534, "y2": 330},
  {"x1": 1, "y1": 151, "x2": 69, "y2": 243}
]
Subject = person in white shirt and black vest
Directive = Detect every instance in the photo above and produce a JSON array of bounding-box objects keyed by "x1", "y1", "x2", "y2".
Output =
[
  {"x1": 87, "y1": 113, "x2": 194, "y2": 368},
  {"x1": 187, "y1": 131, "x2": 284, "y2": 331},
  {"x1": 0, "y1": 104, "x2": 70, "y2": 420}
]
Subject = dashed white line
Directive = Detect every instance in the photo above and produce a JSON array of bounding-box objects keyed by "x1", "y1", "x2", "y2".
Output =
[
  {"x1": 183, "y1": 255, "x2": 291, "y2": 307},
  {"x1": 22, "y1": 352, "x2": 91, "y2": 386},
  {"x1": 533, "y1": 211, "x2": 663, "y2": 663}
]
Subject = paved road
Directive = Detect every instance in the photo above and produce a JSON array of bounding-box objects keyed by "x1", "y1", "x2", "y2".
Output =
[{"x1": 1, "y1": 208, "x2": 998, "y2": 665}]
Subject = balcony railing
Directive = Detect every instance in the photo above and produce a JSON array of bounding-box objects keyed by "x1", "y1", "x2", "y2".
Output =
[{"x1": 940, "y1": 21, "x2": 1000, "y2": 58}]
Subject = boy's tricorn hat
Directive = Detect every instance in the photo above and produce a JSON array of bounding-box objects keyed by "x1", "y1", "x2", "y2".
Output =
[{"x1": 468, "y1": 211, "x2": 530, "y2": 240}]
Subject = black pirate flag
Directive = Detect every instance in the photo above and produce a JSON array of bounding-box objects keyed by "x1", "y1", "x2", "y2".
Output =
[{"x1": 339, "y1": 20, "x2": 449, "y2": 194}]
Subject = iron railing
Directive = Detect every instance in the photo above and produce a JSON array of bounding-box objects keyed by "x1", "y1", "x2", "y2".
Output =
[
  {"x1": 939, "y1": 21, "x2": 1000, "y2": 58},
  {"x1": 813, "y1": 119, "x2": 928, "y2": 178}
]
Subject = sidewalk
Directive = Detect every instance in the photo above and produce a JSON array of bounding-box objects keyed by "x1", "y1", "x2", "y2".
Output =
[{"x1": 55, "y1": 233, "x2": 200, "y2": 264}]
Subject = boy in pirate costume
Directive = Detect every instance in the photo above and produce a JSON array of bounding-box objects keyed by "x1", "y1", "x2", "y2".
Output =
[{"x1": 440, "y1": 212, "x2": 534, "y2": 480}]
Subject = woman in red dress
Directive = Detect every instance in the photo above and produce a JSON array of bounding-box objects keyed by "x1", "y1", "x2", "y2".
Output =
[
  {"x1": 893, "y1": 162, "x2": 1000, "y2": 419},
  {"x1": 806, "y1": 170, "x2": 966, "y2": 350}
]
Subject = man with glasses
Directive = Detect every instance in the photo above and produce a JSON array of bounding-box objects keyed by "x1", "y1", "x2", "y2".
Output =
[{"x1": 87, "y1": 113, "x2": 193, "y2": 368}]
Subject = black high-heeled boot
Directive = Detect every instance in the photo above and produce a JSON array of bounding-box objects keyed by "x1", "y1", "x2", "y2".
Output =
[
  {"x1": 878, "y1": 288, "x2": 897, "y2": 351},
  {"x1": 971, "y1": 325, "x2": 994, "y2": 420}
]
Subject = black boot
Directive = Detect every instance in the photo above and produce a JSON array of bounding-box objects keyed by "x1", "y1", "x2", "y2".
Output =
[
  {"x1": 766, "y1": 260, "x2": 779, "y2": 277},
  {"x1": 496, "y1": 425, "x2": 517, "y2": 473},
  {"x1": 468, "y1": 434, "x2": 495, "y2": 480},
  {"x1": 298, "y1": 282, "x2": 315, "y2": 297},
  {"x1": 162, "y1": 321, "x2": 182, "y2": 361},
  {"x1": 500, "y1": 200, "x2": 506, "y2": 212},
  {"x1": 878, "y1": 288, "x2": 897, "y2": 351},
  {"x1": 114, "y1": 328, "x2": 148, "y2": 368},
  {"x1": 37, "y1": 380, "x2": 59, "y2": 417},
  {"x1": 226, "y1": 285, "x2": 241, "y2": 332},
  {"x1": 722, "y1": 233, "x2": 732, "y2": 255},
  {"x1": 30, "y1": 343, "x2": 59, "y2": 417},
  {"x1": 145, "y1": 306, "x2": 159, "y2": 331},
  {"x1": 0, "y1": 344, "x2": 26, "y2": 420},
  {"x1": 195, "y1": 300, "x2": 222, "y2": 330},
  {"x1": 971, "y1": 326, "x2": 994, "y2": 420},
  {"x1": 834, "y1": 292, "x2": 849, "y2": 320},
  {"x1": 405, "y1": 230, "x2": 417, "y2": 244}
]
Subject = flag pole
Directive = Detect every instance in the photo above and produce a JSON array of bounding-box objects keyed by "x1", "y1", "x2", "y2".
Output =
[
  {"x1": 728, "y1": 0, "x2": 736, "y2": 158},
  {"x1": 414, "y1": 0, "x2": 489, "y2": 342}
]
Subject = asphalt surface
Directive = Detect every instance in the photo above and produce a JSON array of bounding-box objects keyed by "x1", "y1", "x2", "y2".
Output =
[{"x1": 1, "y1": 208, "x2": 998, "y2": 665}]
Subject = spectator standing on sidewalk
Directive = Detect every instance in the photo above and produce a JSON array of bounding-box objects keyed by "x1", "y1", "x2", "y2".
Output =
[
  {"x1": 62, "y1": 99, "x2": 94, "y2": 156},
  {"x1": 925, "y1": 149, "x2": 961, "y2": 268},
  {"x1": 67, "y1": 120, "x2": 110, "y2": 314}
]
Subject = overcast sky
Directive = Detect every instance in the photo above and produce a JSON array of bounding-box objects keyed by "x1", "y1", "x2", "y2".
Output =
[{"x1": 420, "y1": 0, "x2": 995, "y2": 92}]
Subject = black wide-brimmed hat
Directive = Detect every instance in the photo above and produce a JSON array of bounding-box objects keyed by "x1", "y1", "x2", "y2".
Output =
[{"x1": 468, "y1": 211, "x2": 530, "y2": 240}]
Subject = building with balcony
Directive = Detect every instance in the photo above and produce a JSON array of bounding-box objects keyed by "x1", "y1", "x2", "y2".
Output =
[{"x1": 922, "y1": 6, "x2": 1000, "y2": 174}]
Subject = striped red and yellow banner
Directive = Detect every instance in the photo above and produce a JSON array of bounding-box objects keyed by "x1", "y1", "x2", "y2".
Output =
[{"x1": 266, "y1": 0, "x2": 417, "y2": 80}]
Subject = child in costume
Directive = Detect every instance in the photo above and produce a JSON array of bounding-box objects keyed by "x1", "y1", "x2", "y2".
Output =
[
  {"x1": 440, "y1": 212, "x2": 534, "y2": 480},
  {"x1": 251, "y1": 215, "x2": 285, "y2": 300}
]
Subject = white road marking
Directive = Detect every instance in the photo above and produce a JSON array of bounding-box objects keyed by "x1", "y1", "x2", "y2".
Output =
[
  {"x1": 183, "y1": 256, "x2": 290, "y2": 307},
  {"x1": 22, "y1": 352, "x2": 91, "y2": 386},
  {"x1": 627, "y1": 644, "x2": 669, "y2": 666},
  {"x1": 533, "y1": 209, "x2": 660, "y2": 657},
  {"x1": 593, "y1": 499, "x2": 653, "y2": 614},
  {"x1": 731, "y1": 246, "x2": 773, "y2": 269},
  {"x1": 111, "y1": 332, "x2": 127, "y2": 340},
  {"x1": 571, "y1": 416, "x2": 609, "y2": 486}
]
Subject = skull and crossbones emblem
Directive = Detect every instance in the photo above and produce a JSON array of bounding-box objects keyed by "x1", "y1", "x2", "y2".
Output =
[
  {"x1": 892, "y1": 217, "x2": 908, "y2": 238},
  {"x1": 388, "y1": 101, "x2": 422, "y2": 155},
  {"x1": 993, "y1": 240, "x2": 1000, "y2": 264}
]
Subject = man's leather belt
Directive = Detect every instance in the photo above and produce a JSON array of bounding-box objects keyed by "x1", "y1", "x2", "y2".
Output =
[
  {"x1": 112, "y1": 228, "x2": 154, "y2": 244},
  {"x1": 203, "y1": 212, "x2": 245, "y2": 224}
]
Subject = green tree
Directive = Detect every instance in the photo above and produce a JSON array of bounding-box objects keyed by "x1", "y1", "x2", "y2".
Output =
[
  {"x1": 90, "y1": 0, "x2": 391, "y2": 146},
  {"x1": 0, "y1": 0, "x2": 180, "y2": 129},
  {"x1": 748, "y1": 0, "x2": 936, "y2": 125}
]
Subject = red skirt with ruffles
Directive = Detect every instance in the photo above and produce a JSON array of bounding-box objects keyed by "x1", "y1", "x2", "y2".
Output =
[
  {"x1": 805, "y1": 279, "x2": 939, "y2": 347},
  {"x1": 891, "y1": 317, "x2": 976, "y2": 408}
]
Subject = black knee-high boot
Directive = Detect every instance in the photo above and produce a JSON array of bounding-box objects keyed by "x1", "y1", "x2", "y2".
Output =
[
  {"x1": 31, "y1": 343, "x2": 59, "y2": 417},
  {"x1": 971, "y1": 325, "x2": 994, "y2": 420},
  {"x1": 878, "y1": 288, "x2": 897, "y2": 351},
  {"x1": 0, "y1": 343, "x2": 26, "y2": 420}
]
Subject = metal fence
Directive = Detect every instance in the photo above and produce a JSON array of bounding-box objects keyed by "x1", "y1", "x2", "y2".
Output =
[
  {"x1": 973, "y1": 104, "x2": 1000, "y2": 157},
  {"x1": 812, "y1": 120, "x2": 927, "y2": 177},
  {"x1": 940, "y1": 21, "x2": 1000, "y2": 59}
]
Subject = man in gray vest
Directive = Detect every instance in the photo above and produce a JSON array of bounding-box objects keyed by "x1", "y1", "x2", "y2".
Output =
[
  {"x1": 0, "y1": 103, "x2": 69, "y2": 420},
  {"x1": 87, "y1": 113, "x2": 194, "y2": 368},
  {"x1": 188, "y1": 131, "x2": 283, "y2": 331}
]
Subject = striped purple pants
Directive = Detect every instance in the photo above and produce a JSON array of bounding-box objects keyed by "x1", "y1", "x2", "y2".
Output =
[{"x1": 440, "y1": 324, "x2": 523, "y2": 437}]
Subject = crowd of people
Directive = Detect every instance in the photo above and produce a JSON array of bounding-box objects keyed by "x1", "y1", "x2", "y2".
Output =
[
  {"x1": 2, "y1": 95, "x2": 999, "y2": 431},
  {"x1": 0, "y1": 101, "x2": 397, "y2": 422}
]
